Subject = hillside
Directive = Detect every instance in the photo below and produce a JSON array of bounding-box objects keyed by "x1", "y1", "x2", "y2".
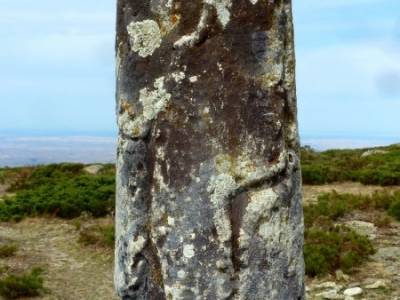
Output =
[{"x1": 0, "y1": 144, "x2": 399, "y2": 299}]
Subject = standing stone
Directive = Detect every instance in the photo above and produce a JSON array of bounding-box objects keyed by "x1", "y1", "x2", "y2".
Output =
[{"x1": 115, "y1": 0, "x2": 304, "y2": 299}]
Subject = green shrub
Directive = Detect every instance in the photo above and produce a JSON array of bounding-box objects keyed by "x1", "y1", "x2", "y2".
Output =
[
  {"x1": 0, "y1": 245, "x2": 18, "y2": 258},
  {"x1": 0, "y1": 164, "x2": 115, "y2": 221},
  {"x1": 301, "y1": 145, "x2": 400, "y2": 186},
  {"x1": 388, "y1": 198, "x2": 400, "y2": 221},
  {"x1": 0, "y1": 268, "x2": 45, "y2": 299},
  {"x1": 304, "y1": 190, "x2": 400, "y2": 227},
  {"x1": 305, "y1": 226, "x2": 375, "y2": 277}
]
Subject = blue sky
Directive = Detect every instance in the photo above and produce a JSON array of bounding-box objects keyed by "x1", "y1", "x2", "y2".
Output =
[{"x1": 0, "y1": 0, "x2": 399, "y2": 138}]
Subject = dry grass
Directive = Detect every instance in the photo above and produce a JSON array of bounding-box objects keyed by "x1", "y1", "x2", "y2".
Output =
[
  {"x1": 0, "y1": 218, "x2": 118, "y2": 300},
  {"x1": 303, "y1": 182, "x2": 400, "y2": 205}
]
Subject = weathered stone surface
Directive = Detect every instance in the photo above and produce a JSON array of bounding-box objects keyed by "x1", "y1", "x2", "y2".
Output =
[
  {"x1": 343, "y1": 287, "x2": 363, "y2": 297},
  {"x1": 115, "y1": 0, "x2": 304, "y2": 299}
]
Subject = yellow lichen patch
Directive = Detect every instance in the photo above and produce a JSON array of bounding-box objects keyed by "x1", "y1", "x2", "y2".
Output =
[
  {"x1": 170, "y1": 14, "x2": 180, "y2": 25},
  {"x1": 120, "y1": 100, "x2": 135, "y2": 116}
]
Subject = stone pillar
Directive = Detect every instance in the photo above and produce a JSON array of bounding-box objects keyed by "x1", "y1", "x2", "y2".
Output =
[{"x1": 115, "y1": 0, "x2": 304, "y2": 299}]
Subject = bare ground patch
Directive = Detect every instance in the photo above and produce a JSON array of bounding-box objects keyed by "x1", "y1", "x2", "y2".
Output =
[{"x1": 0, "y1": 218, "x2": 118, "y2": 300}]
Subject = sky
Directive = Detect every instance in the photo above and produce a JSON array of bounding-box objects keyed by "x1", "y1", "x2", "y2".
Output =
[{"x1": 0, "y1": 0, "x2": 399, "y2": 139}]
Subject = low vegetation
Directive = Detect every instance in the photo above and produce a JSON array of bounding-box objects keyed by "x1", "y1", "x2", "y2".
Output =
[
  {"x1": 0, "y1": 244, "x2": 18, "y2": 258},
  {"x1": 0, "y1": 167, "x2": 33, "y2": 189},
  {"x1": 301, "y1": 190, "x2": 400, "y2": 276},
  {"x1": 388, "y1": 198, "x2": 400, "y2": 221},
  {"x1": 1, "y1": 146, "x2": 399, "y2": 280},
  {"x1": 301, "y1": 144, "x2": 400, "y2": 186},
  {"x1": 304, "y1": 190, "x2": 400, "y2": 228},
  {"x1": 0, "y1": 267, "x2": 45, "y2": 299},
  {"x1": 0, "y1": 163, "x2": 115, "y2": 221},
  {"x1": 304, "y1": 225, "x2": 374, "y2": 277},
  {"x1": 78, "y1": 224, "x2": 115, "y2": 248}
]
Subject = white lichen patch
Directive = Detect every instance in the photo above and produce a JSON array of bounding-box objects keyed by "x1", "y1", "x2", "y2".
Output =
[
  {"x1": 118, "y1": 108, "x2": 138, "y2": 137},
  {"x1": 189, "y1": 76, "x2": 198, "y2": 83},
  {"x1": 217, "y1": 62, "x2": 224, "y2": 72},
  {"x1": 118, "y1": 77, "x2": 171, "y2": 138},
  {"x1": 249, "y1": 0, "x2": 258, "y2": 4},
  {"x1": 153, "y1": 148, "x2": 170, "y2": 193},
  {"x1": 171, "y1": 71, "x2": 186, "y2": 83},
  {"x1": 245, "y1": 189, "x2": 278, "y2": 229},
  {"x1": 140, "y1": 76, "x2": 171, "y2": 121},
  {"x1": 174, "y1": 9, "x2": 209, "y2": 47},
  {"x1": 127, "y1": 20, "x2": 162, "y2": 57},
  {"x1": 177, "y1": 270, "x2": 186, "y2": 279},
  {"x1": 128, "y1": 235, "x2": 146, "y2": 257},
  {"x1": 183, "y1": 244, "x2": 195, "y2": 258},
  {"x1": 208, "y1": 174, "x2": 238, "y2": 243},
  {"x1": 240, "y1": 188, "x2": 279, "y2": 256},
  {"x1": 167, "y1": 216, "x2": 175, "y2": 226},
  {"x1": 214, "y1": 149, "x2": 288, "y2": 188},
  {"x1": 205, "y1": 0, "x2": 232, "y2": 28}
]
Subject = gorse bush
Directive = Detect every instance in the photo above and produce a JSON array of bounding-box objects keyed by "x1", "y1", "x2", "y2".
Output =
[
  {"x1": 304, "y1": 226, "x2": 374, "y2": 277},
  {"x1": 301, "y1": 144, "x2": 400, "y2": 185},
  {"x1": 0, "y1": 268, "x2": 45, "y2": 299},
  {"x1": 0, "y1": 163, "x2": 115, "y2": 221}
]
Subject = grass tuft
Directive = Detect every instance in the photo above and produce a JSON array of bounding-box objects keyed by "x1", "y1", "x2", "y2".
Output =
[
  {"x1": 0, "y1": 245, "x2": 18, "y2": 258},
  {"x1": 388, "y1": 198, "x2": 400, "y2": 221},
  {"x1": 78, "y1": 224, "x2": 115, "y2": 248},
  {"x1": 0, "y1": 267, "x2": 45, "y2": 299}
]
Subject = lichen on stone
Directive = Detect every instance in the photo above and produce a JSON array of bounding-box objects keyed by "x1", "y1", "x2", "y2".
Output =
[
  {"x1": 140, "y1": 77, "x2": 171, "y2": 120},
  {"x1": 204, "y1": 0, "x2": 232, "y2": 28},
  {"x1": 208, "y1": 174, "x2": 238, "y2": 243},
  {"x1": 174, "y1": 9, "x2": 209, "y2": 48},
  {"x1": 189, "y1": 76, "x2": 198, "y2": 83},
  {"x1": 118, "y1": 77, "x2": 171, "y2": 138},
  {"x1": 128, "y1": 235, "x2": 146, "y2": 257},
  {"x1": 214, "y1": 149, "x2": 289, "y2": 189},
  {"x1": 171, "y1": 71, "x2": 186, "y2": 83},
  {"x1": 150, "y1": 0, "x2": 179, "y2": 35},
  {"x1": 183, "y1": 244, "x2": 195, "y2": 259},
  {"x1": 127, "y1": 20, "x2": 162, "y2": 57}
]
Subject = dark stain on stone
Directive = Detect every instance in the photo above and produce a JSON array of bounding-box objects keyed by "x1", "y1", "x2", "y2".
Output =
[
  {"x1": 174, "y1": 1, "x2": 204, "y2": 36},
  {"x1": 230, "y1": 192, "x2": 249, "y2": 273}
]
